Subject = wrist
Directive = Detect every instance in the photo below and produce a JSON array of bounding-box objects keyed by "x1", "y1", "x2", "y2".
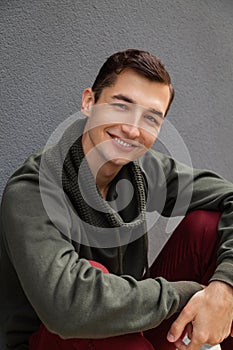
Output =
[{"x1": 208, "y1": 280, "x2": 233, "y2": 298}]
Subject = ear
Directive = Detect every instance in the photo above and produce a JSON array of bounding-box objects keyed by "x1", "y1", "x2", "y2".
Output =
[{"x1": 81, "y1": 88, "x2": 95, "y2": 117}]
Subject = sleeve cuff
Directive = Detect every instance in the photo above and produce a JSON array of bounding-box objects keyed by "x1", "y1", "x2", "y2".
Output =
[
  {"x1": 209, "y1": 260, "x2": 233, "y2": 288},
  {"x1": 170, "y1": 281, "x2": 203, "y2": 311}
]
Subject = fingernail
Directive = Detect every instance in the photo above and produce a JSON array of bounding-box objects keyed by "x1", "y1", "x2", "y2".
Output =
[{"x1": 167, "y1": 332, "x2": 175, "y2": 342}]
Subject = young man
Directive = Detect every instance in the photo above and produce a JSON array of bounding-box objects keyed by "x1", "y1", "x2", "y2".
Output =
[{"x1": 0, "y1": 49, "x2": 233, "y2": 350}]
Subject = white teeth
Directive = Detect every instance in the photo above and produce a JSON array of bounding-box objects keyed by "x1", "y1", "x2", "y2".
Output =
[{"x1": 114, "y1": 137, "x2": 132, "y2": 147}]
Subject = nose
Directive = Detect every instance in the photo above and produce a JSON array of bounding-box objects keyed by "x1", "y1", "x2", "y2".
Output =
[{"x1": 121, "y1": 123, "x2": 141, "y2": 139}]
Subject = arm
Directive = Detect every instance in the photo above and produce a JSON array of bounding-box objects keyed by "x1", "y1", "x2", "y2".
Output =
[
  {"x1": 143, "y1": 150, "x2": 233, "y2": 287},
  {"x1": 145, "y1": 151, "x2": 233, "y2": 349},
  {"x1": 0, "y1": 154, "x2": 202, "y2": 339},
  {"x1": 140, "y1": 150, "x2": 233, "y2": 348},
  {"x1": 168, "y1": 160, "x2": 233, "y2": 349}
]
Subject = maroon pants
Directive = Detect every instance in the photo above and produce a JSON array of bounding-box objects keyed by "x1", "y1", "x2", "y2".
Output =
[{"x1": 29, "y1": 210, "x2": 233, "y2": 350}]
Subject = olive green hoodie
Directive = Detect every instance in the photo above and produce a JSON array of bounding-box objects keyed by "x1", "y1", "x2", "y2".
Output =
[{"x1": 1, "y1": 119, "x2": 233, "y2": 350}]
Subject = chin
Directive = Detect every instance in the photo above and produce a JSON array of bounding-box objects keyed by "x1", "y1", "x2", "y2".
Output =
[
  {"x1": 109, "y1": 158, "x2": 132, "y2": 166},
  {"x1": 101, "y1": 149, "x2": 145, "y2": 166}
]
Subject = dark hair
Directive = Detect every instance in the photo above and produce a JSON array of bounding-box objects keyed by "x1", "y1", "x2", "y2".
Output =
[{"x1": 92, "y1": 49, "x2": 174, "y2": 116}]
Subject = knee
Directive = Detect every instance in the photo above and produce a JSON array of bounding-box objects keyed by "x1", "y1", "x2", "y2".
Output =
[{"x1": 181, "y1": 210, "x2": 221, "y2": 241}]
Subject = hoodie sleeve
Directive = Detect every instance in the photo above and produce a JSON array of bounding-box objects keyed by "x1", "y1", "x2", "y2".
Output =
[
  {"x1": 0, "y1": 153, "x2": 202, "y2": 339},
  {"x1": 142, "y1": 150, "x2": 233, "y2": 289}
]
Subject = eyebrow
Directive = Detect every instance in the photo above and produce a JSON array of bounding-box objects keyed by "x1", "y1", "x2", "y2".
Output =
[{"x1": 111, "y1": 94, "x2": 164, "y2": 119}]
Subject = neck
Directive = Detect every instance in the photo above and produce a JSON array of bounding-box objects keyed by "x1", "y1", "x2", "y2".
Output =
[
  {"x1": 82, "y1": 134, "x2": 122, "y2": 199},
  {"x1": 96, "y1": 162, "x2": 123, "y2": 199}
]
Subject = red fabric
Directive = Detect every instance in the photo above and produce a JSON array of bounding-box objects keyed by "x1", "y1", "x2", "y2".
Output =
[
  {"x1": 29, "y1": 260, "x2": 154, "y2": 350},
  {"x1": 144, "y1": 210, "x2": 233, "y2": 350},
  {"x1": 29, "y1": 324, "x2": 154, "y2": 350},
  {"x1": 29, "y1": 210, "x2": 233, "y2": 350}
]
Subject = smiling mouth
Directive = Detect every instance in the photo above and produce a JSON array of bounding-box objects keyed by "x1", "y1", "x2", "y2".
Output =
[
  {"x1": 107, "y1": 132, "x2": 139, "y2": 149},
  {"x1": 113, "y1": 136, "x2": 134, "y2": 148}
]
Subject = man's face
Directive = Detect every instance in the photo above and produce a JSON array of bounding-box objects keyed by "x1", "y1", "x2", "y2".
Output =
[{"x1": 82, "y1": 69, "x2": 171, "y2": 168}]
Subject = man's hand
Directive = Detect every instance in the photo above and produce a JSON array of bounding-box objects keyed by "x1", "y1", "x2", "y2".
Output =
[{"x1": 167, "y1": 281, "x2": 233, "y2": 350}]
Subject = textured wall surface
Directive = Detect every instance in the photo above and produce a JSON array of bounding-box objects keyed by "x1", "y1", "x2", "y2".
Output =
[
  {"x1": 0, "y1": 1, "x2": 232, "y2": 349},
  {"x1": 1, "y1": 0, "x2": 233, "y2": 198}
]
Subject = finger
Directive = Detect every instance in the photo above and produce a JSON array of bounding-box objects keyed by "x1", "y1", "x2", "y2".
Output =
[
  {"x1": 167, "y1": 307, "x2": 193, "y2": 342},
  {"x1": 173, "y1": 338, "x2": 187, "y2": 350},
  {"x1": 186, "y1": 330, "x2": 205, "y2": 350},
  {"x1": 186, "y1": 338, "x2": 202, "y2": 350},
  {"x1": 186, "y1": 323, "x2": 193, "y2": 340}
]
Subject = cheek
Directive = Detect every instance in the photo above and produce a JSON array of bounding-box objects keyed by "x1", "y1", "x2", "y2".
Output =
[
  {"x1": 89, "y1": 126, "x2": 104, "y2": 138},
  {"x1": 146, "y1": 139, "x2": 156, "y2": 149},
  {"x1": 142, "y1": 130, "x2": 157, "y2": 149}
]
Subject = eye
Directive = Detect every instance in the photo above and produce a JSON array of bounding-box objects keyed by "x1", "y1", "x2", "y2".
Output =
[
  {"x1": 111, "y1": 103, "x2": 129, "y2": 111},
  {"x1": 144, "y1": 114, "x2": 161, "y2": 126}
]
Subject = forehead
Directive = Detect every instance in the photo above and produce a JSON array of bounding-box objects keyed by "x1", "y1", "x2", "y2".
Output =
[{"x1": 98, "y1": 69, "x2": 171, "y2": 114}]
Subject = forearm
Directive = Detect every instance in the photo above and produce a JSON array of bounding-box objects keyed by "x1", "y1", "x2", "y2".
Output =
[{"x1": 1, "y1": 179, "x2": 202, "y2": 339}]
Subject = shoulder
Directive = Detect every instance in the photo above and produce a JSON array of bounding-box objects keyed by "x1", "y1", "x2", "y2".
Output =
[
  {"x1": 138, "y1": 149, "x2": 176, "y2": 180},
  {"x1": 1, "y1": 150, "x2": 43, "y2": 211}
]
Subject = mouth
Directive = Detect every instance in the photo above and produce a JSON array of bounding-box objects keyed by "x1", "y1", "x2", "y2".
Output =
[
  {"x1": 107, "y1": 132, "x2": 140, "y2": 150},
  {"x1": 113, "y1": 136, "x2": 135, "y2": 148}
]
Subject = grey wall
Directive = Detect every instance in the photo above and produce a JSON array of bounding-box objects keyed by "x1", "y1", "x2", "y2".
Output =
[
  {"x1": 1, "y1": 0, "x2": 233, "y2": 200},
  {"x1": 0, "y1": 1, "x2": 232, "y2": 348}
]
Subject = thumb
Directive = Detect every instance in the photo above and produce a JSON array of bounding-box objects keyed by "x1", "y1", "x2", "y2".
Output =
[{"x1": 167, "y1": 308, "x2": 193, "y2": 342}]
